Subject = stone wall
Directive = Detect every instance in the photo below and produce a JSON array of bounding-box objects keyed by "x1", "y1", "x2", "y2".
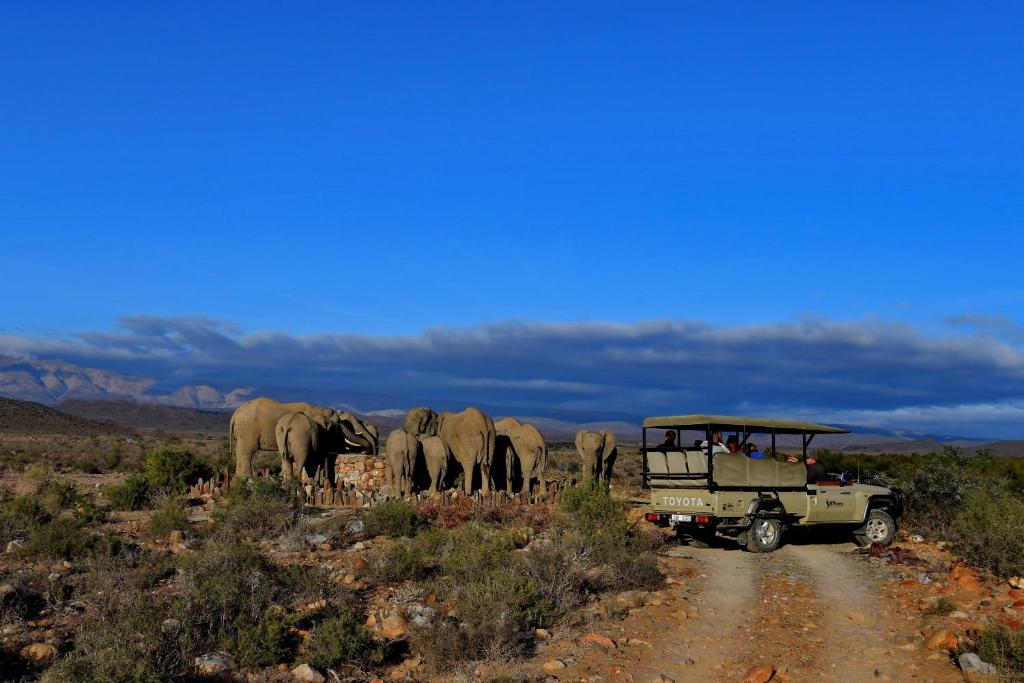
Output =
[{"x1": 335, "y1": 454, "x2": 387, "y2": 492}]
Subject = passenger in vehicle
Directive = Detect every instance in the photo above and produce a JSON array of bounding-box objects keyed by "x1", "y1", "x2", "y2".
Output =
[
  {"x1": 656, "y1": 430, "x2": 677, "y2": 450},
  {"x1": 805, "y1": 453, "x2": 826, "y2": 484},
  {"x1": 745, "y1": 443, "x2": 765, "y2": 459},
  {"x1": 725, "y1": 435, "x2": 741, "y2": 453},
  {"x1": 700, "y1": 431, "x2": 728, "y2": 454}
]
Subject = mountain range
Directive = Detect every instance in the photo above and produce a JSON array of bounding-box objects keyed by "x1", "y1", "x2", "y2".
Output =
[{"x1": 1, "y1": 355, "x2": 1020, "y2": 455}]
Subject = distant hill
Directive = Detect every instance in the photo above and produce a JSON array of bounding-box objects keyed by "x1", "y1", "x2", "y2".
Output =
[
  {"x1": 57, "y1": 399, "x2": 231, "y2": 435},
  {"x1": 0, "y1": 356, "x2": 254, "y2": 409},
  {"x1": 0, "y1": 397, "x2": 123, "y2": 436}
]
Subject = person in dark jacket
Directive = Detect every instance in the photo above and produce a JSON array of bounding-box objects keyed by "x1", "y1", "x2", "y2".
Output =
[{"x1": 805, "y1": 453, "x2": 826, "y2": 484}]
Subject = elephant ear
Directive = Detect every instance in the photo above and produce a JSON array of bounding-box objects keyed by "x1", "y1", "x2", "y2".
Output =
[
  {"x1": 602, "y1": 431, "x2": 617, "y2": 452},
  {"x1": 574, "y1": 429, "x2": 587, "y2": 454}
]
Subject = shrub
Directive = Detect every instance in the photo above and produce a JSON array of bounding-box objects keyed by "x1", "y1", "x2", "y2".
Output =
[
  {"x1": 363, "y1": 538, "x2": 433, "y2": 583},
  {"x1": 104, "y1": 475, "x2": 153, "y2": 511},
  {"x1": 440, "y1": 524, "x2": 526, "y2": 583},
  {"x1": 173, "y1": 542, "x2": 307, "y2": 654},
  {"x1": 363, "y1": 500, "x2": 425, "y2": 538},
  {"x1": 213, "y1": 479, "x2": 301, "y2": 540},
  {"x1": 228, "y1": 608, "x2": 296, "y2": 668},
  {"x1": 303, "y1": 613, "x2": 383, "y2": 670},
  {"x1": 149, "y1": 501, "x2": 189, "y2": 539},
  {"x1": 37, "y1": 479, "x2": 82, "y2": 514},
  {"x1": 44, "y1": 594, "x2": 176, "y2": 683},
  {"x1": 0, "y1": 494, "x2": 51, "y2": 544},
  {"x1": 950, "y1": 488, "x2": 1024, "y2": 578},
  {"x1": 974, "y1": 625, "x2": 1024, "y2": 678},
  {"x1": 557, "y1": 479, "x2": 629, "y2": 541},
  {"x1": 142, "y1": 450, "x2": 211, "y2": 493},
  {"x1": 414, "y1": 565, "x2": 546, "y2": 668},
  {"x1": 23, "y1": 518, "x2": 123, "y2": 561},
  {"x1": 924, "y1": 597, "x2": 957, "y2": 616}
]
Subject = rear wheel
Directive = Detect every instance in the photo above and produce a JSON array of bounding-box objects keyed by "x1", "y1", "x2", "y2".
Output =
[
  {"x1": 747, "y1": 518, "x2": 784, "y2": 553},
  {"x1": 854, "y1": 509, "x2": 896, "y2": 547}
]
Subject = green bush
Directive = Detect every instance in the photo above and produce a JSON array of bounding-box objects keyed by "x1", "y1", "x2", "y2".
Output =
[
  {"x1": 44, "y1": 594, "x2": 176, "y2": 683},
  {"x1": 0, "y1": 494, "x2": 52, "y2": 544},
  {"x1": 413, "y1": 565, "x2": 547, "y2": 668},
  {"x1": 363, "y1": 500, "x2": 425, "y2": 538},
  {"x1": 440, "y1": 524, "x2": 525, "y2": 582},
  {"x1": 303, "y1": 613, "x2": 383, "y2": 670},
  {"x1": 173, "y1": 542, "x2": 307, "y2": 654},
  {"x1": 104, "y1": 475, "x2": 153, "y2": 511},
  {"x1": 149, "y1": 501, "x2": 189, "y2": 539},
  {"x1": 142, "y1": 450, "x2": 211, "y2": 493},
  {"x1": 37, "y1": 479, "x2": 83, "y2": 513},
  {"x1": 974, "y1": 625, "x2": 1024, "y2": 679},
  {"x1": 23, "y1": 518, "x2": 123, "y2": 561},
  {"x1": 213, "y1": 479, "x2": 301, "y2": 539},
  {"x1": 950, "y1": 488, "x2": 1024, "y2": 578},
  {"x1": 227, "y1": 608, "x2": 296, "y2": 668},
  {"x1": 363, "y1": 538, "x2": 433, "y2": 583},
  {"x1": 557, "y1": 478, "x2": 629, "y2": 540}
]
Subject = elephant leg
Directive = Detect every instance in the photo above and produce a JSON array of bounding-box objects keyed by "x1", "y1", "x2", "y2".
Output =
[
  {"x1": 459, "y1": 457, "x2": 475, "y2": 494},
  {"x1": 235, "y1": 438, "x2": 257, "y2": 479},
  {"x1": 280, "y1": 453, "x2": 292, "y2": 480},
  {"x1": 479, "y1": 459, "x2": 491, "y2": 495}
]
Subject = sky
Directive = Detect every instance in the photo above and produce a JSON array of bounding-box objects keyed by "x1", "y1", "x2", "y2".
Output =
[{"x1": 1, "y1": 3, "x2": 1023, "y2": 437}]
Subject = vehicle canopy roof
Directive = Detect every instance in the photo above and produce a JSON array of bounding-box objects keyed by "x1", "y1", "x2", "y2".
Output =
[{"x1": 642, "y1": 414, "x2": 849, "y2": 435}]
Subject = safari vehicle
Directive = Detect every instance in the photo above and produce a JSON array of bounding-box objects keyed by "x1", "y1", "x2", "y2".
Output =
[{"x1": 641, "y1": 414, "x2": 904, "y2": 552}]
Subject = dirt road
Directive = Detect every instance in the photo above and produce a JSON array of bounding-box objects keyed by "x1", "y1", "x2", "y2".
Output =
[{"x1": 517, "y1": 539, "x2": 964, "y2": 683}]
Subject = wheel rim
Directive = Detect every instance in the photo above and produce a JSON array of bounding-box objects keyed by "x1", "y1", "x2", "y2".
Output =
[
  {"x1": 865, "y1": 517, "x2": 889, "y2": 543},
  {"x1": 754, "y1": 520, "x2": 777, "y2": 545}
]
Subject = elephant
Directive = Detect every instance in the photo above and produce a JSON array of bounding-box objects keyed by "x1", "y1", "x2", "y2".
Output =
[
  {"x1": 384, "y1": 428, "x2": 420, "y2": 498},
  {"x1": 418, "y1": 435, "x2": 450, "y2": 494},
  {"x1": 575, "y1": 429, "x2": 618, "y2": 482},
  {"x1": 494, "y1": 417, "x2": 547, "y2": 497},
  {"x1": 275, "y1": 412, "x2": 345, "y2": 491},
  {"x1": 231, "y1": 398, "x2": 338, "y2": 479},
  {"x1": 405, "y1": 406, "x2": 440, "y2": 436},
  {"x1": 336, "y1": 411, "x2": 378, "y2": 454},
  {"x1": 405, "y1": 406, "x2": 495, "y2": 494}
]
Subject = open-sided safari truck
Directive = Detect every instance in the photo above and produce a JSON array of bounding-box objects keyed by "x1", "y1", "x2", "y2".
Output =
[{"x1": 641, "y1": 414, "x2": 904, "y2": 552}]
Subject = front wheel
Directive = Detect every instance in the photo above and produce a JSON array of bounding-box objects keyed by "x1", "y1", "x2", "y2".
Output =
[
  {"x1": 747, "y1": 518, "x2": 784, "y2": 553},
  {"x1": 854, "y1": 509, "x2": 896, "y2": 547}
]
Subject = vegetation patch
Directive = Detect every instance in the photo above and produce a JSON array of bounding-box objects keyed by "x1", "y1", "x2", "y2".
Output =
[{"x1": 362, "y1": 499, "x2": 425, "y2": 538}]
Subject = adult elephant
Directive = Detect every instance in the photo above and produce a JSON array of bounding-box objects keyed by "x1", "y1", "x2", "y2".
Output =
[
  {"x1": 231, "y1": 398, "x2": 338, "y2": 479},
  {"x1": 575, "y1": 429, "x2": 618, "y2": 482},
  {"x1": 384, "y1": 428, "x2": 419, "y2": 498},
  {"x1": 337, "y1": 411, "x2": 378, "y2": 455},
  {"x1": 405, "y1": 406, "x2": 495, "y2": 494},
  {"x1": 418, "y1": 435, "x2": 450, "y2": 494},
  {"x1": 275, "y1": 412, "x2": 345, "y2": 491},
  {"x1": 494, "y1": 417, "x2": 547, "y2": 497}
]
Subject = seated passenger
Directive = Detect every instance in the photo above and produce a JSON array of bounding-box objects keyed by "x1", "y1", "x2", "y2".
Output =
[
  {"x1": 805, "y1": 454, "x2": 826, "y2": 484},
  {"x1": 745, "y1": 443, "x2": 766, "y2": 459},
  {"x1": 725, "y1": 435, "x2": 741, "y2": 453},
  {"x1": 656, "y1": 430, "x2": 677, "y2": 450},
  {"x1": 700, "y1": 430, "x2": 728, "y2": 455}
]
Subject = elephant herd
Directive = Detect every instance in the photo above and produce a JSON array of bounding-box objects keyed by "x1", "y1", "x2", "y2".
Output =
[
  {"x1": 230, "y1": 398, "x2": 378, "y2": 492},
  {"x1": 229, "y1": 397, "x2": 618, "y2": 500}
]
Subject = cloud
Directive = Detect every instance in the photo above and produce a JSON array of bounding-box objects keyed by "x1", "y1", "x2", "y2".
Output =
[{"x1": 2, "y1": 315, "x2": 1023, "y2": 436}]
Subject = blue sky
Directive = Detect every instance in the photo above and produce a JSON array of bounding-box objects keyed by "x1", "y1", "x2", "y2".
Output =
[{"x1": 1, "y1": 3, "x2": 1023, "y2": 436}]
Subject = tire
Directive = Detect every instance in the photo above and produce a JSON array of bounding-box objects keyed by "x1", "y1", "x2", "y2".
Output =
[
  {"x1": 747, "y1": 518, "x2": 784, "y2": 553},
  {"x1": 854, "y1": 508, "x2": 896, "y2": 547}
]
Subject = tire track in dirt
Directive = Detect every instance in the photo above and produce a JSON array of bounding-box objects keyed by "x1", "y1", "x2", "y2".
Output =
[{"x1": 640, "y1": 542, "x2": 963, "y2": 682}]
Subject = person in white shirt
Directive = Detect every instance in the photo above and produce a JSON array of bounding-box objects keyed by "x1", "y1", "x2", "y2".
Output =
[{"x1": 701, "y1": 430, "x2": 728, "y2": 454}]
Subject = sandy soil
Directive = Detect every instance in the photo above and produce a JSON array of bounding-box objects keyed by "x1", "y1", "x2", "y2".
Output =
[{"x1": 505, "y1": 538, "x2": 967, "y2": 683}]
